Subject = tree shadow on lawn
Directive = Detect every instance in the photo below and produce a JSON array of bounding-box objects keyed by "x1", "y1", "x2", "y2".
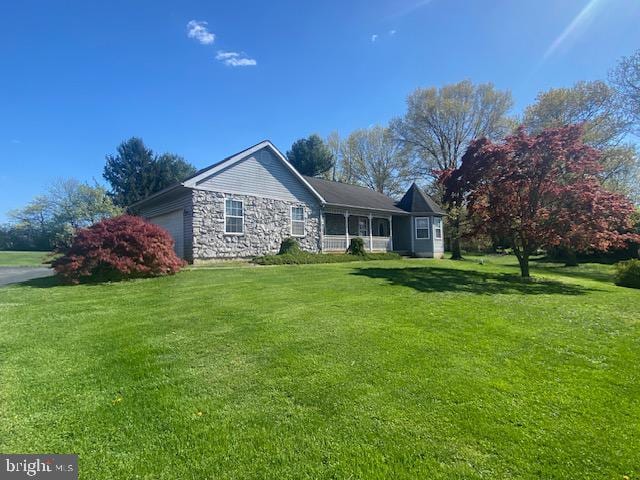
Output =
[
  {"x1": 17, "y1": 270, "x2": 190, "y2": 288},
  {"x1": 476, "y1": 255, "x2": 614, "y2": 284},
  {"x1": 352, "y1": 266, "x2": 595, "y2": 296},
  {"x1": 529, "y1": 263, "x2": 614, "y2": 284},
  {"x1": 17, "y1": 276, "x2": 71, "y2": 288},
  {"x1": 17, "y1": 276, "x2": 132, "y2": 289}
]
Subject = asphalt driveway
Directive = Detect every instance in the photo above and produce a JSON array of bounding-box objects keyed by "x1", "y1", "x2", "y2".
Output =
[{"x1": 0, "y1": 267, "x2": 53, "y2": 287}]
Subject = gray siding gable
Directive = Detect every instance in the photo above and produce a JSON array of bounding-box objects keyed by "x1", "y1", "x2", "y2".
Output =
[{"x1": 194, "y1": 147, "x2": 319, "y2": 206}]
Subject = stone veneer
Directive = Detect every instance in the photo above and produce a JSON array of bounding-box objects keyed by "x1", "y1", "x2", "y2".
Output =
[{"x1": 191, "y1": 189, "x2": 321, "y2": 259}]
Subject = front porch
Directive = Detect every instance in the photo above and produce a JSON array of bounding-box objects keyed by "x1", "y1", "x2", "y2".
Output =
[
  {"x1": 321, "y1": 210, "x2": 395, "y2": 253},
  {"x1": 322, "y1": 234, "x2": 392, "y2": 252}
]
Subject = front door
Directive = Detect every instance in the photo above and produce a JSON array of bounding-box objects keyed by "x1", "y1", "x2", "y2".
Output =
[{"x1": 358, "y1": 217, "x2": 368, "y2": 237}]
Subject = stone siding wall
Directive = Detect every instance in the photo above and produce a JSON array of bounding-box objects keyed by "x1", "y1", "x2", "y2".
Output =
[{"x1": 192, "y1": 190, "x2": 321, "y2": 259}]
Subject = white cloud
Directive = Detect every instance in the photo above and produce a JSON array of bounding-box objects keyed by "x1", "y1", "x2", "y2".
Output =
[
  {"x1": 186, "y1": 22, "x2": 257, "y2": 67},
  {"x1": 371, "y1": 34, "x2": 378, "y2": 43},
  {"x1": 226, "y1": 57, "x2": 257, "y2": 67},
  {"x1": 187, "y1": 20, "x2": 215, "y2": 45},
  {"x1": 389, "y1": 29, "x2": 397, "y2": 36},
  {"x1": 215, "y1": 51, "x2": 238, "y2": 60},
  {"x1": 215, "y1": 50, "x2": 257, "y2": 67}
]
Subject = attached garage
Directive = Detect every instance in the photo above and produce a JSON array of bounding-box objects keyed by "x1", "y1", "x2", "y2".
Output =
[{"x1": 148, "y1": 209, "x2": 184, "y2": 259}]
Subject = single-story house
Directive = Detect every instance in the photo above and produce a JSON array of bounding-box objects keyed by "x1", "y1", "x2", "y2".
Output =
[{"x1": 130, "y1": 140, "x2": 446, "y2": 262}]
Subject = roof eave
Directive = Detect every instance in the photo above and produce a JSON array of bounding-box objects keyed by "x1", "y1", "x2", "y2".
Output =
[
  {"x1": 409, "y1": 211, "x2": 447, "y2": 216},
  {"x1": 128, "y1": 183, "x2": 186, "y2": 210},
  {"x1": 323, "y1": 202, "x2": 409, "y2": 215}
]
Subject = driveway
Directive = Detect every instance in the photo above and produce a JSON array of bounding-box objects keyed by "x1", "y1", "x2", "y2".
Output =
[{"x1": 0, "y1": 267, "x2": 53, "y2": 287}]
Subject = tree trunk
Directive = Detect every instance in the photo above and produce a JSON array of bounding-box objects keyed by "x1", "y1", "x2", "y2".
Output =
[
  {"x1": 513, "y1": 246, "x2": 531, "y2": 278},
  {"x1": 563, "y1": 248, "x2": 578, "y2": 267},
  {"x1": 518, "y1": 255, "x2": 530, "y2": 278},
  {"x1": 451, "y1": 236, "x2": 462, "y2": 260},
  {"x1": 450, "y1": 213, "x2": 463, "y2": 260}
]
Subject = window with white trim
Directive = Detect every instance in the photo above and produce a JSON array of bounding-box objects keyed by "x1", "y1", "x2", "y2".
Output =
[
  {"x1": 433, "y1": 217, "x2": 443, "y2": 240},
  {"x1": 225, "y1": 199, "x2": 244, "y2": 234},
  {"x1": 291, "y1": 206, "x2": 305, "y2": 236},
  {"x1": 415, "y1": 217, "x2": 430, "y2": 239}
]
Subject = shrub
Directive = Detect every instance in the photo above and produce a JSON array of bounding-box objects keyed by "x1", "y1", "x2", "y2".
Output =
[
  {"x1": 52, "y1": 215, "x2": 185, "y2": 284},
  {"x1": 614, "y1": 259, "x2": 640, "y2": 289},
  {"x1": 278, "y1": 237, "x2": 301, "y2": 255},
  {"x1": 347, "y1": 237, "x2": 366, "y2": 256},
  {"x1": 253, "y1": 252, "x2": 400, "y2": 265}
]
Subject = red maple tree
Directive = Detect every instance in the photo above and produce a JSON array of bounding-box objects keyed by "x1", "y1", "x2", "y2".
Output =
[
  {"x1": 53, "y1": 215, "x2": 185, "y2": 283},
  {"x1": 441, "y1": 125, "x2": 639, "y2": 277}
]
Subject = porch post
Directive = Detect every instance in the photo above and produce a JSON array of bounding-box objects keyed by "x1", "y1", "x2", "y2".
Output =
[
  {"x1": 410, "y1": 216, "x2": 415, "y2": 254},
  {"x1": 319, "y1": 210, "x2": 325, "y2": 253},
  {"x1": 388, "y1": 215, "x2": 393, "y2": 252},
  {"x1": 344, "y1": 211, "x2": 350, "y2": 250},
  {"x1": 368, "y1": 214, "x2": 373, "y2": 252}
]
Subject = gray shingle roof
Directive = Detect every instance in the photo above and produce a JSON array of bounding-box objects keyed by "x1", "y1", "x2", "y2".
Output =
[
  {"x1": 304, "y1": 175, "x2": 446, "y2": 215},
  {"x1": 303, "y1": 176, "x2": 408, "y2": 213},
  {"x1": 397, "y1": 183, "x2": 446, "y2": 215},
  {"x1": 303, "y1": 176, "x2": 445, "y2": 215}
]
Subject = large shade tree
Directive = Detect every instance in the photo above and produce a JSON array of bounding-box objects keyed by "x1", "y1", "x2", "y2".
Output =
[
  {"x1": 4, "y1": 196, "x2": 52, "y2": 250},
  {"x1": 153, "y1": 153, "x2": 198, "y2": 193},
  {"x1": 610, "y1": 49, "x2": 640, "y2": 133},
  {"x1": 103, "y1": 137, "x2": 196, "y2": 207},
  {"x1": 391, "y1": 80, "x2": 514, "y2": 259},
  {"x1": 326, "y1": 131, "x2": 359, "y2": 185},
  {"x1": 523, "y1": 80, "x2": 638, "y2": 202},
  {"x1": 523, "y1": 81, "x2": 627, "y2": 148},
  {"x1": 7, "y1": 179, "x2": 122, "y2": 249},
  {"x1": 325, "y1": 131, "x2": 342, "y2": 181},
  {"x1": 441, "y1": 125, "x2": 639, "y2": 277},
  {"x1": 348, "y1": 126, "x2": 413, "y2": 197},
  {"x1": 286, "y1": 134, "x2": 334, "y2": 177}
]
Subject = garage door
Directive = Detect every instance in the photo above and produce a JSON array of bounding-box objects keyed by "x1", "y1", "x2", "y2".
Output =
[{"x1": 148, "y1": 210, "x2": 184, "y2": 258}]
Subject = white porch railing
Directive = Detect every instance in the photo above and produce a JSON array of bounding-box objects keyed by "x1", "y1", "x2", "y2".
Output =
[
  {"x1": 323, "y1": 235, "x2": 348, "y2": 252},
  {"x1": 322, "y1": 235, "x2": 391, "y2": 252},
  {"x1": 371, "y1": 236, "x2": 391, "y2": 251}
]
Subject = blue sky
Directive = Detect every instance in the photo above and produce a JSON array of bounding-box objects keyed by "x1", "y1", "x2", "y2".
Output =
[{"x1": 1, "y1": 0, "x2": 639, "y2": 220}]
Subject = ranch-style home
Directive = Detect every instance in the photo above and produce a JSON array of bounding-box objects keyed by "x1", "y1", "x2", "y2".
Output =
[{"x1": 131, "y1": 140, "x2": 445, "y2": 262}]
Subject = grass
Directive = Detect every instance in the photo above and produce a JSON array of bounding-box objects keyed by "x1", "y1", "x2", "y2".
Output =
[
  {"x1": 0, "y1": 255, "x2": 638, "y2": 479},
  {"x1": 0, "y1": 250, "x2": 51, "y2": 267}
]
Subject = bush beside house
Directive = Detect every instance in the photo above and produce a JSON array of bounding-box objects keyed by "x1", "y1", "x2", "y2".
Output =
[
  {"x1": 53, "y1": 215, "x2": 185, "y2": 284},
  {"x1": 347, "y1": 237, "x2": 366, "y2": 256},
  {"x1": 278, "y1": 237, "x2": 302, "y2": 255}
]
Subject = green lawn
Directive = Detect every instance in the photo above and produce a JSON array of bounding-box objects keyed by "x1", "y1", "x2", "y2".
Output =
[
  {"x1": 0, "y1": 250, "x2": 51, "y2": 266},
  {"x1": 0, "y1": 256, "x2": 638, "y2": 479}
]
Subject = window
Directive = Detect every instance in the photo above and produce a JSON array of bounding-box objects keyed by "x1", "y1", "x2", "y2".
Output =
[
  {"x1": 433, "y1": 217, "x2": 443, "y2": 240},
  {"x1": 291, "y1": 206, "x2": 305, "y2": 236},
  {"x1": 415, "y1": 217, "x2": 430, "y2": 239},
  {"x1": 225, "y1": 199, "x2": 244, "y2": 234},
  {"x1": 358, "y1": 218, "x2": 368, "y2": 237}
]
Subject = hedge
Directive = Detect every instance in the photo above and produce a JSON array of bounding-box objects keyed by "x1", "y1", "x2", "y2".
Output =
[{"x1": 253, "y1": 252, "x2": 401, "y2": 265}]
